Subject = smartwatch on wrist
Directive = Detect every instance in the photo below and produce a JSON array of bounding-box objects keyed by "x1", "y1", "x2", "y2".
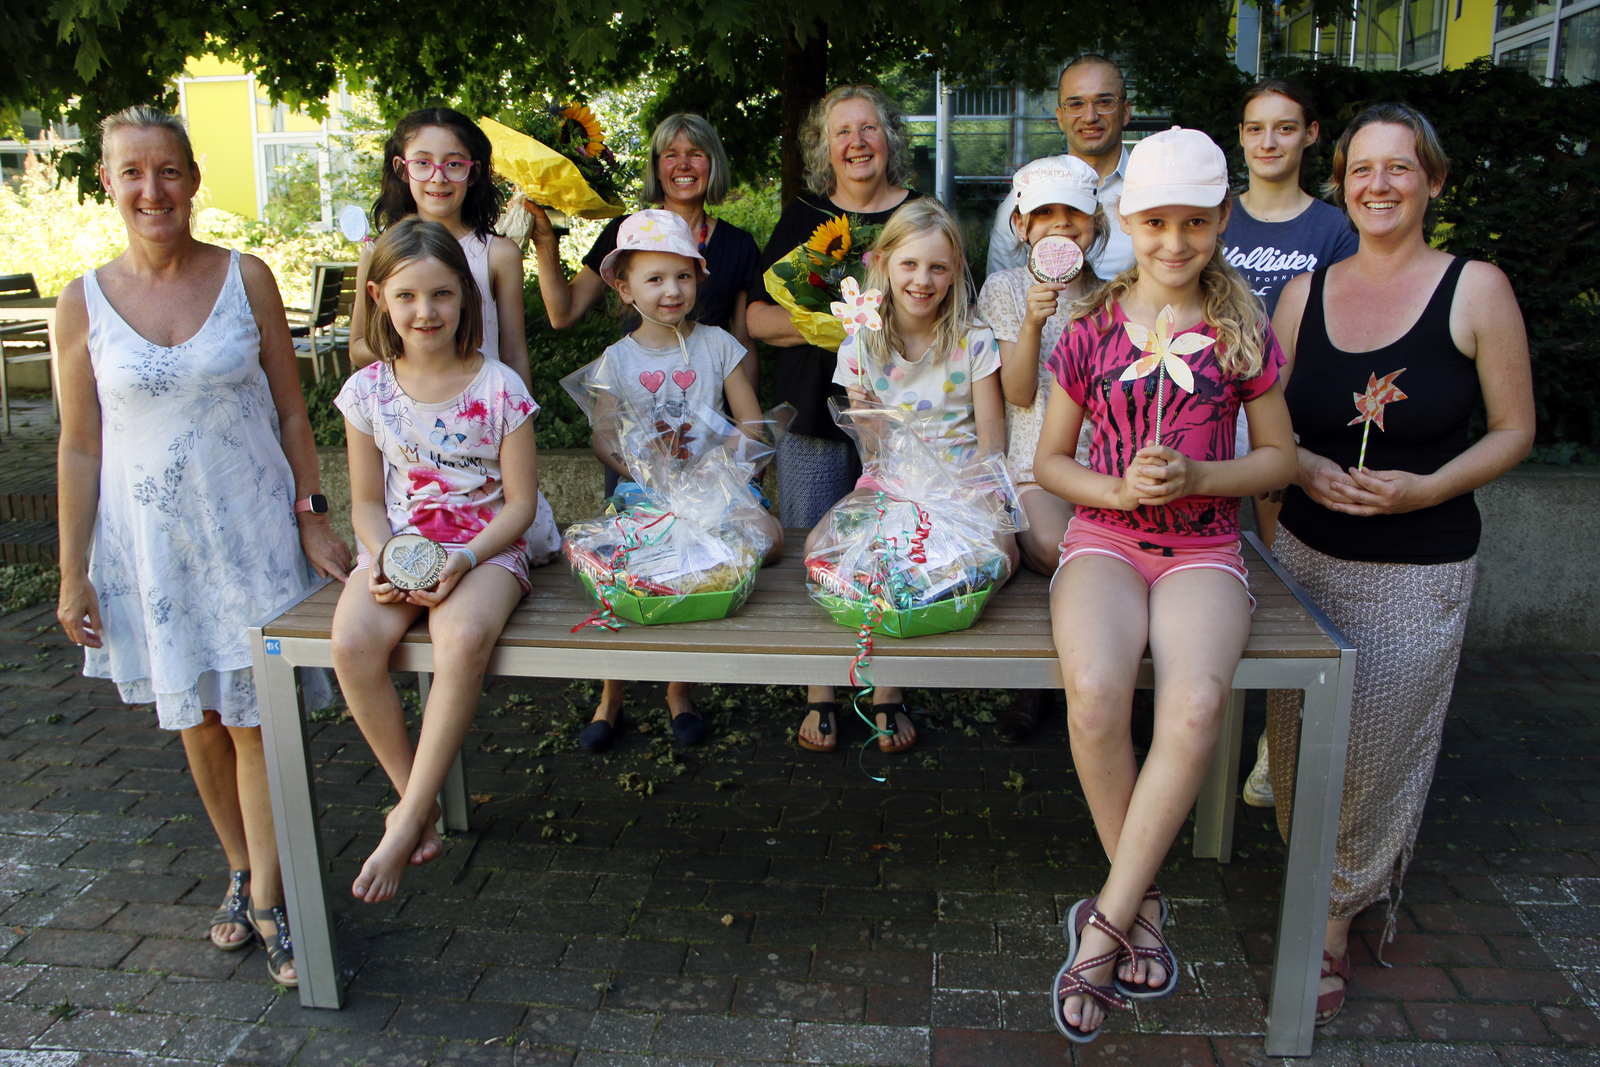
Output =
[{"x1": 294, "y1": 494, "x2": 329, "y2": 516}]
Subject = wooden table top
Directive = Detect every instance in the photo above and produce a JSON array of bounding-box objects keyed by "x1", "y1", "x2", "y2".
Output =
[{"x1": 265, "y1": 530, "x2": 1341, "y2": 662}]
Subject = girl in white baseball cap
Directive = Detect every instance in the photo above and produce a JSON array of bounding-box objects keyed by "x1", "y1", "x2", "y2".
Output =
[{"x1": 1032, "y1": 127, "x2": 1299, "y2": 1043}]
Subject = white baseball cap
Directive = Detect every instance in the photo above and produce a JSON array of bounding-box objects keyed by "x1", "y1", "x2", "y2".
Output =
[
  {"x1": 1011, "y1": 155, "x2": 1100, "y2": 229},
  {"x1": 599, "y1": 209, "x2": 710, "y2": 288},
  {"x1": 1118, "y1": 127, "x2": 1229, "y2": 217}
]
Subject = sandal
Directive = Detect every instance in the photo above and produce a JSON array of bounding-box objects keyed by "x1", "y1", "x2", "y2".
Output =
[
  {"x1": 208, "y1": 869, "x2": 252, "y2": 951},
  {"x1": 1114, "y1": 884, "x2": 1179, "y2": 1000},
  {"x1": 798, "y1": 702, "x2": 838, "y2": 754},
  {"x1": 1316, "y1": 949, "x2": 1350, "y2": 1026},
  {"x1": 874, "y1": 703, "x2": 917, "y2": 755},
  {"x1": 252, "y1": 904, "x2": 297, "y2": 987},
  {"x1": 1050, "y1": 897, "x2": 1133, "y2": 1043}
]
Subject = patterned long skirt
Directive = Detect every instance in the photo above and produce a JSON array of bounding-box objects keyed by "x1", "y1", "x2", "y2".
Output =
[
  {"x1": 776, "y1": 430, "x2": 861, "y2": 531},
  {"x1": 1266, "y1": 527, "x2": 1477, "y2": 950}
]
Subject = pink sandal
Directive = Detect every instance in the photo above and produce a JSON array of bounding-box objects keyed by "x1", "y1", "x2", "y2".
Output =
[
  {"x1": 1114, "y1": 884, "x2": 1179, "y2": 1000},
  {"x1": 1050, "y1": 897, "x2": 1133, "y2": 1044},
  {"x1": 1316, "y1": 950, "x2": 1350, "y2": 1025}
]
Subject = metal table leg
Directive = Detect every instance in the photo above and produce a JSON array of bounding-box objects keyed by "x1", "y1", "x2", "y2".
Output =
[
  {"x1": 251, "y1": 627, "x2": 343, "y2": 1008},
  {"x1": 1264, "y1": 648, "x2": 1355, "y2": 1055}
]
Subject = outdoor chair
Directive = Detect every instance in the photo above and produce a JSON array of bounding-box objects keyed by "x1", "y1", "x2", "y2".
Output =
[
  {"x1": 286, "y1": 263, "x2": 353, "y2": 382},
  {"x1": 0, "y1": 273, "x2": 55, "y2": 437}
]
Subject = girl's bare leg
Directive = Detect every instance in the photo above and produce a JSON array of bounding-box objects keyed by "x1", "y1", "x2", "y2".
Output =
[
  {"x1": 1016, "y1": 487, "x2": 1074, "y2": 577},
  {"x1": 331, "y1": 571, "x2": 424, "y2": 900},
  {"x1": 1111, "y1": 568, "x2": 1250, "y2": 990},
  {"x1": 353, "y1": 565, "x2": 524, "y2": 903}
]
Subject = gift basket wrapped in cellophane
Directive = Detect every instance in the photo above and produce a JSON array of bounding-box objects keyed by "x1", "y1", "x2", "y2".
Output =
[
  {"x1": 805, "y1": 401, "x2": 1027, "y2": 638},
  {"x1": 559, "y1": 360, "x2": 787, "y2": 628}
]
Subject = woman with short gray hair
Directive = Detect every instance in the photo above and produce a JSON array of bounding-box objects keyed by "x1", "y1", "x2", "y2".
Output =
[
  {"x1": 746, "y1": 84, "x2": 922, "y2": 531},
  {"x1": 530, "y1": 112, "x2": 761, "y2": 388}
]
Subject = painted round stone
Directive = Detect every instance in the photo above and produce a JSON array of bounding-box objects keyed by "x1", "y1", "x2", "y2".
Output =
[
  {"x1": 1028, "y1": 234, "x2": 1084, "y2": 284},
  {"x1": 379, "y1": 533, "x2": 448, "y2": 591}
]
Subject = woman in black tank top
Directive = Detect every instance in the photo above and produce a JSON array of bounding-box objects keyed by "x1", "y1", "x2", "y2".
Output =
[{"x1": 1264, "y1": 105, "x2": 1534, "y2": 1031}]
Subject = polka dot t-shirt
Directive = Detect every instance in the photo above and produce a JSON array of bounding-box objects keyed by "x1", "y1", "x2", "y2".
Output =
[{"x1": 832, "y1": 325, "x2": 1001, "y2": 444}]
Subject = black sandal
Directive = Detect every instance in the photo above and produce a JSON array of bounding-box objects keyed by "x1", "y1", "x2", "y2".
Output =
[
  {"x1": 798, "y1": 702, "x2": 838, "y2": 753},
  {"x1": 208, "y1": 869, "x2": 252, "y2": 951},
  {"x1": 252, "y1": 904, "x2": 297, "y2": 987},
  {"x1": 874, "y1": 703, "x2": 916, "y2": 754}
]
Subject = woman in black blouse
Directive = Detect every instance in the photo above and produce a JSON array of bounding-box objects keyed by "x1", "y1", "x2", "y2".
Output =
[
  {"x1": 530, "y1": 113, "x2": 761, "y2": 387},
  {"x1": 746, "y1": 85, "x2": 923, "y2": 755},
  {"x1": 1266, "y1": 103, "x2": 1533, "y2": 1025},
  {"x1": 747, "y1": 85, "x2": 922, "y2": 529}
]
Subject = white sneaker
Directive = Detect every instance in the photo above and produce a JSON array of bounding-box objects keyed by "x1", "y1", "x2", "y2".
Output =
[{"x1": 1242, "y1": 734, "x2": 1275, "y2": 808}]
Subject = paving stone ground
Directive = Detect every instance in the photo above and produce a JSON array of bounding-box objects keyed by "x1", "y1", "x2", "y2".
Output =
[{"x1": 0, "y1": 587, "x2": 1596, "y2": 1067}]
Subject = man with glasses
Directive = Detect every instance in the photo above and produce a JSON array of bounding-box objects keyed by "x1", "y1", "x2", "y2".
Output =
[{"x1": 986, "y1": 55, "x2": 1137, "y2": 280}]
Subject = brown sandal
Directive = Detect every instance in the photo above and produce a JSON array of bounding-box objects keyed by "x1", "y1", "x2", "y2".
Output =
[{"x1": 1316, "y1": 949, "x2": 1350, "y2": 1026}]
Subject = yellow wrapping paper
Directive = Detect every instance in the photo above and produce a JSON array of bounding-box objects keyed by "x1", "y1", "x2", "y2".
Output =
[
  {"x1": 480, "y1": 116, "x2": 625, "y2": 221},
  {"x1": 762, "y1": 254, "x2": 848, "y2": 352}
]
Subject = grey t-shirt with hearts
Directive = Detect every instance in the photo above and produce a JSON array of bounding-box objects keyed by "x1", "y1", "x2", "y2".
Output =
[{"x1": 594, "y1": 323, "x2": 748, "y2": 459}]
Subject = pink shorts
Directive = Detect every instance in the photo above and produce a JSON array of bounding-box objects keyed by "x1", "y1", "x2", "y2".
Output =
[
  {"x1": 1054, "y1": 519, "x2": 1253, "y2": 610},
  {"x1": 355, "y1": 542, "x2": 532, "y2": 596}
]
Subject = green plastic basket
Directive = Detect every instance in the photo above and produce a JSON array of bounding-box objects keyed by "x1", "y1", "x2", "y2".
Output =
[
  {"x1": 577, "y1": 566, "x2": 758, "y2": 626},
  {"x1": 816, "y1": 587, "x2": 994, "y2": 638}
]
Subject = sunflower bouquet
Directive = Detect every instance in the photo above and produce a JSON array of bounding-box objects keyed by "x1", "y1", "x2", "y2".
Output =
[
  {"x1": 483, "y1": 103, "x2": 630, "y2": 224},
  {"x1": 762, "y1": 214, "x2": 885, "y2": 352}
]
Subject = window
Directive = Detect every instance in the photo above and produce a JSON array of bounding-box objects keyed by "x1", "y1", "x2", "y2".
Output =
[
  {"x1": 1494, "y1": 0, "x2": 1600, "y2": 83},
  {"x1": 1497, "y1": 1, "x2": 1557, "y2": 32},
  {"x1": 1558, "y1": 6, "x2": 1599, "y2": 82}
]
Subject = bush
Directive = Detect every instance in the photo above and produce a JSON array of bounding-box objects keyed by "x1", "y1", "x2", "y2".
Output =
[
  {"x1": 1136, "y1": 57, "x2": 1600, "y2": 447},
  {"x1": 0, "y1": 563, "x2": 60, "y2": 615}
]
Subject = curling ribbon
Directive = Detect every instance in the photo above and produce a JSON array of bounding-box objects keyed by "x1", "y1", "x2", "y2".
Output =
[
  {"x1": 847, "y1": 492, "x2": 898, "y2": 783},
  {"x1": 573, "y1": 506, "x2": 676, "y2": 631}
]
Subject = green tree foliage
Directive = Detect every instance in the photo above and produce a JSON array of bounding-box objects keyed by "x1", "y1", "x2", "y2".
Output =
[
  {"x1": 1139, "y1": 56, "x2": 1600, "y2": 447},
  {"x1": 5, "y1": 0, "x2": 1230, "y2": 199}
]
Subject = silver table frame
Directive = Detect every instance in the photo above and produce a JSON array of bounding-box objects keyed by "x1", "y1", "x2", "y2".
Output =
[{"x1": 250, "y1": 532, "x2": 1352, "y2": 1056}]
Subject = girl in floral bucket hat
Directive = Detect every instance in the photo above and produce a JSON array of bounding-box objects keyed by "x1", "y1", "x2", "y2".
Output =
[{"x1": 577, "y1": 210, "x2": 783, "y2": 752}]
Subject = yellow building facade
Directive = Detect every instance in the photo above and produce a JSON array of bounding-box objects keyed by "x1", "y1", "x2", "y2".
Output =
[
  {"x1": 1266, "y1": 0, "x2": 1597, "y2": 83},
  {"x1": 176, "y1": 57, "x2": 358, "y2": 222}
]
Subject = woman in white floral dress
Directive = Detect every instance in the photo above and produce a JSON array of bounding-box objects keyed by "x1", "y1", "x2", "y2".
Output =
[{"x1": 55, "y1": 107, "x2": 352, "y2": 987}]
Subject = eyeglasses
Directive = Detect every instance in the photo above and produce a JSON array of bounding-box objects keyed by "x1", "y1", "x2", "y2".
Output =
[
  {"x1": 396, "y1": 158, "x2": 477, "y2": 183},
  {"x1": 1058, "y1": 94, "x2": 1125, "y2": 118}
]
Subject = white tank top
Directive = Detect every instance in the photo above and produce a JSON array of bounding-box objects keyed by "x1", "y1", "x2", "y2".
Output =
[{"x1": 459, "y1": 232, "x2": 499, "y2": 363}]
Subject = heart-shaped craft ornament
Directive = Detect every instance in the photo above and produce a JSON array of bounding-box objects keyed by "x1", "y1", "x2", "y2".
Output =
[
  {"x1": 1028, "y1": 234, "x2": 1084, "y2": 284},
  {"x1": 379, "y1": 534, "x2": 449, "y2": 591}
]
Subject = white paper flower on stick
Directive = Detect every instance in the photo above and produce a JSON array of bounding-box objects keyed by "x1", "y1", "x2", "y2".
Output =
[
  {"x1": 830, "y1": 277, "x2": 884, "y2": 337},
  {"x1": 1118, "y1": 305, "x2": 1215, "y2": 445}
]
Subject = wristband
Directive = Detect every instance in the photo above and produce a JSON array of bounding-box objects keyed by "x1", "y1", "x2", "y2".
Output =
[{"x1": 459, "y1": 547, "x2": 478, "y2": 570}]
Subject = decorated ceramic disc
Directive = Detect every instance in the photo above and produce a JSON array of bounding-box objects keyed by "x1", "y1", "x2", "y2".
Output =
[
  {"x1": 337, "y1": 205, "x2": 369, "y2": 243},
  {"x1": 379, "y1": 534, "x2": 448, "y2": 591},
  {"x1": 1028, "y1": 234, "x2": 1084, "y2": 284}
]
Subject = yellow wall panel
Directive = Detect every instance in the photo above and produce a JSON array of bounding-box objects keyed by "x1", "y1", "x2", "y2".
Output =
[
  {"x1": 185, "y1": 56, "x2": 245, "y2": 79},
  {"x1": 185, "y1": 80, "x2": 258, "y2": 219},
  {"x1": 1446, "y1": 0, "x2": 1497, "y2": 67}
]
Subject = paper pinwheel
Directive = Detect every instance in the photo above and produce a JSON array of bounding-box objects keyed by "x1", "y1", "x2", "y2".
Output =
[
  {"x1": 1118, "y1": 305, "x2": 1216, "y2": 445},
  {"x1": 1347, "y1": 368, "x2": 1408, "y2": 469}
]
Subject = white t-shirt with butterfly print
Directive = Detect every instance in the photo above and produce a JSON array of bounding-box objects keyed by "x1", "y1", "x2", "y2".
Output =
[
  {"x1": 334, "y1": 358, "x2": 561, "y2": 563},
  {"x1": 592, "y1": 323, "x2": 748, "y2": 459}
]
